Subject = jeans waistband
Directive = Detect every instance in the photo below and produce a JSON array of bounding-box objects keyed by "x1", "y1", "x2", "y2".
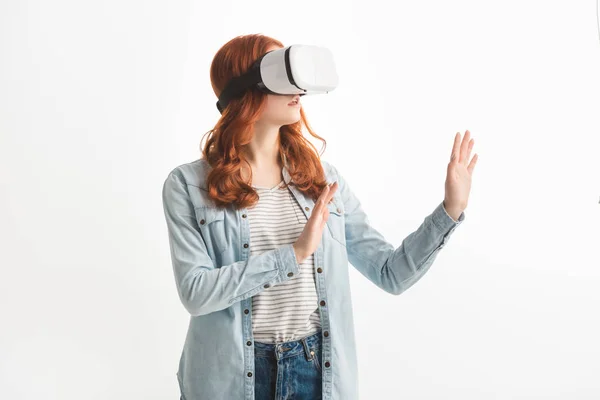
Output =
[{"x1": 254, "y1": 330, "x2": 322, "y2": 361}]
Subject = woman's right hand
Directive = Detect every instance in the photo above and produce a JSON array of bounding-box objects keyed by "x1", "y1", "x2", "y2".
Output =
[{"x1": 292, "y1": 181, "x2": 339, "y2": 263}]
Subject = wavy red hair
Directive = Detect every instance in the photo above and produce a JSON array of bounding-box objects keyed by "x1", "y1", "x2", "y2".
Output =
[{"x1": 201, "y1": 33, "x2": 331, "y2": 210}]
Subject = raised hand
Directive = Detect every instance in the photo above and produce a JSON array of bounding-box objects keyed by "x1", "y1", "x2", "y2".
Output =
[
  {"x1": 444, "y1": 130, "x2": 478, "y2": 221},
  {"x1": 293, "y1": 181, "x2": 339, "y2": 263}
]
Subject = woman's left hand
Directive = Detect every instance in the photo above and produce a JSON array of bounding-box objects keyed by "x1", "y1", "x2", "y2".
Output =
[{"x1": 443, "y1": 130, "x2": 478, "y2": 221}]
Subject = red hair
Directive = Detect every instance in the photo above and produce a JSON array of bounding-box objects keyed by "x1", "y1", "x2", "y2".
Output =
[{"x1": 200, "y1": 33, "x2": 331, "y2": 210}]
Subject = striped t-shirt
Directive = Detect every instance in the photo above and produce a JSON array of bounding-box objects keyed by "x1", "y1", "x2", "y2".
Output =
[{"x1": 248, "y1": 179, "x2": 321, "y2": 344}]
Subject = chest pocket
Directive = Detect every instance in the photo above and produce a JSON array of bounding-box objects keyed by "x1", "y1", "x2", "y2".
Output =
[
  {"x1": 195, "y1": 206, "x2": 229, "y2": 255},
  {"x1": 325, "y1": 196, "x2": 346, "y2": 246}
]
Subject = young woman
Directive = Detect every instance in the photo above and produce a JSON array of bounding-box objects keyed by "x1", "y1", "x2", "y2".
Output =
[{"x1": 162, "y1": 33, "x2": 477, "y2": 400}]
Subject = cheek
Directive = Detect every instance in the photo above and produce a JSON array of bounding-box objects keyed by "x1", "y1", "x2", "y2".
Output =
[
  {"x1": 263, "y1": 96, "x2": 279, "y2": 111},
  {"x1": 258, "y1": 96, "x2": 300, "y2": 123},
  {"x1": 265, "y1": 97, "x2": 291, "y2": 113},
  {"x1": 261, "y1": 102, "x2": 278, "y2": 119}
]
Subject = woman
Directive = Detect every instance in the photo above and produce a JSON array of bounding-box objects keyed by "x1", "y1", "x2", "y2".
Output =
[{"x1": 162, "y1": 33, "x2": 477, "y2": 400}]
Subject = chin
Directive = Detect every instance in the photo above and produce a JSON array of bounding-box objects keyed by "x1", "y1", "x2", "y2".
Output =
[{"x1": 288, "y1": 109, "x2": 302, "y2": 122}]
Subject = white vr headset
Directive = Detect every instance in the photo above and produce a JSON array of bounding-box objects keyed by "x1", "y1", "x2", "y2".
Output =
[{"x1": 216, "y1": 44, "x2": 339, "y2": 114}]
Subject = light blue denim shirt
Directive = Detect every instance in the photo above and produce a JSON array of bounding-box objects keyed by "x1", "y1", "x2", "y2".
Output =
[{"x1": 161, "y1": 157, "x2": 465, "y2": 400}]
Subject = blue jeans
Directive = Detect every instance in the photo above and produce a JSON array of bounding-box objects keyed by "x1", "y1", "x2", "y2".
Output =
[{"x1": 254, "y1": 330, "x2": 323, "y2": 400}]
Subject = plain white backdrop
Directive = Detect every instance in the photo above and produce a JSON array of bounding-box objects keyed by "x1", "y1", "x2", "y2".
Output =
[{"x1": 1, "y1": 0, "x2": 600, "y2": 399}]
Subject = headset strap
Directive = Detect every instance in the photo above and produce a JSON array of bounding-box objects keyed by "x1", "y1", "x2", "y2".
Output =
[{"x1": 216, "y1": 59, "x2": 264, "y2": 114}]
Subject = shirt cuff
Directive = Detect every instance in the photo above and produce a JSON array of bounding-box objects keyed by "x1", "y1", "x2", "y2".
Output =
[
  {"x1": 275, "y1": 243, "x2": 302, "y2": 283},
  {"x1": 432, "y1": 201, "x2": 465, "y2": 232}
]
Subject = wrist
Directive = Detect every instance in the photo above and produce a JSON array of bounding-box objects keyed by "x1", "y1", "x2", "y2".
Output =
[
  {"x1": 292, "y1": 244, "x2": 306, "y2": 263},
  {"x1": 443, "y1": 200, "x2": 462, "y2": 222}
]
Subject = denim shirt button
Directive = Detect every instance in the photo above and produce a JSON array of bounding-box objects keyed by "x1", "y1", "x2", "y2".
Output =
[
  {"x1": 287, "y1": 272, "x2": 294, "y2": 277},
  {"x1": 244, "y1": 243, "x2": 249, "y2": 248},
  {"x1": 246, "y1": 341, "x2": 252, "y2": 346},
  {"x1": 264, "y1": 284, "x2": 271, "y2": 289},
  {"x1": 320, "y1": 300, "x2": 326, "y2": 306},
  {"x1": 244, "y1": 309, "x2": 249, "y2": 314},
  {"x1": 317, "y1": 268, "x2": 323, "y2": 273}
]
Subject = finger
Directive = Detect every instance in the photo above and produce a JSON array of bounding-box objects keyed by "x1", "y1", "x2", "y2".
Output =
[
  {"x1": 315, "y1": 184, "x2": 330, "y2": 213},
  {"x1": 465, "y1": 138, "x2": 474, "y2": 165},
  {"x1": 314, "y1": 183, "x2": 334, "y2": 216},
  {"x1": 451, "y1": 132, "x2": 460, "y2": 162},
  {"x1": 327, "y1": 182, "x2": 338, "y2": 202},
  {"x1": 319, "y1": 182, "x2": 338, "y2": 218},
  {"x1": 459, "y1": 130, "x2": 470, "y2": 163},
  {"x1": 321, "y1": 183, "x2": 338, "y2": 215},
  {"x1": 467, "y1": 154, "x2": 478, "y2": 174}
]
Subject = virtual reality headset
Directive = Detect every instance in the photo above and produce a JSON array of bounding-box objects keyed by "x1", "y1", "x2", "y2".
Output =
[{"x1": 216, "y1": 44, "x2": 339, "y2": 114}]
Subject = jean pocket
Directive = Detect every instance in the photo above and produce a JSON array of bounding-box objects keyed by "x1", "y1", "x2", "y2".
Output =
[
  {"x1": 195, "y1": 206, "x2": 229, "y2": 254},
  {"x1": 325, "y1": 197, "x2": 346, "y2": 246}
]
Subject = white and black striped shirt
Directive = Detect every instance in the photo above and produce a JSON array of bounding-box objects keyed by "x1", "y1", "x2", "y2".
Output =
[{"x1": 248, "y1": 179, "x2": 321, "y2": 344}]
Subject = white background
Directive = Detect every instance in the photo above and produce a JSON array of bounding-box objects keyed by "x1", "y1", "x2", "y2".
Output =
[{"x1": 1, "y1": 0, "x2": 600, "y2": 399}]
